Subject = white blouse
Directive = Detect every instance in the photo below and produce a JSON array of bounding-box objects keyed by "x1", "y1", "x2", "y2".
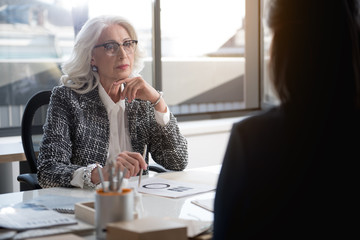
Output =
[{"x1": 70, "y1": 83, "x2": 170, "y2": 188}]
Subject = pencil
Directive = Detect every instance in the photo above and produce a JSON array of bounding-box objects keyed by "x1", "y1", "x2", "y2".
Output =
[{"x1": 138, "y1": 144, "x2": 147, "y2": 188}]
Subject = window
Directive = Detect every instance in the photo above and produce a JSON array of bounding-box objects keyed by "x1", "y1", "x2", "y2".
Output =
[
  {"x1": 0, "y1": 0, "x2": 261, "y2": 136},
  {"x1": 0, "y1": 0, "x2": 75, "y2": 135},
  {"x1": 160, "y1": 0, "x2": 248, "y2": 118}
]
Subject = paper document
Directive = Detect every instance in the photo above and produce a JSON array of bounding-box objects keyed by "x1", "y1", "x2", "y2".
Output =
[
  {"x1": 130, "y1": 177, "x2": 215, "y2": 198},
  {"x1": 27, "y1": 194, "x2": 94, "y2": 211},
  {"x1": 0, "y1": 202, "x2": 77, "y2": 230},
  {"x1": 191, "y1": 198, "x2": 215, "y2": 212}
]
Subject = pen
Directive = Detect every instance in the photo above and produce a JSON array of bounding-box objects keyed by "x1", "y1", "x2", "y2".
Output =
[
  {"x1": 117, "y1": 168, "x2": 127, "y2": 192},
  {"x1": 114, "y1": 168, "x2": 120, "y2": 192},
  {"x1": 138, "y1": 144, "x2": 147, "y2": 188},
  {"x1": 109, "y1": 161, "x2": 115, "y2": 192}
]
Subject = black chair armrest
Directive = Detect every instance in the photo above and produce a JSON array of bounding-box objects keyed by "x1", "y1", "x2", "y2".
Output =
[{"x1": 17, "y1": 173, "x2": 42, "y2": 190}]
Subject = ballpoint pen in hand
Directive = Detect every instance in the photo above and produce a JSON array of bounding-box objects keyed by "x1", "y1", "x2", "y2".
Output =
[{"x1": 138, "y1": 144, "x2": 147, "y2": 188}]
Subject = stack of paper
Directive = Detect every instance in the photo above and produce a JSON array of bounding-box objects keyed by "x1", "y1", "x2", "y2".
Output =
[{"x1": 0, "y1": 202, "x2": 77, "y2": 230}]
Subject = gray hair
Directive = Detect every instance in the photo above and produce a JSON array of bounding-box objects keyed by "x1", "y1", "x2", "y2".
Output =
[{"x1": 60, "y1": 15, "x2": 146, "y2": 94}]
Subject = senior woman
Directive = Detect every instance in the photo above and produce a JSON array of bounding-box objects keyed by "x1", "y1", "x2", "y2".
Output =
[{"x1": 37, "y1": 15, "x2": 188, "y2": 189}]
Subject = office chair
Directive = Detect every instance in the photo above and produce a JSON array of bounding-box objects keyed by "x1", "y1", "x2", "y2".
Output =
[
  {"x1": 17, "y1": 91, "x2": 50, "y2": 190},
  {"x1": 17, "y1": 90, "x2": 167, "y2": 191}
]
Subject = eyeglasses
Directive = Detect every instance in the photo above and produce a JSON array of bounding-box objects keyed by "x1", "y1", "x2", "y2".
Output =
[{"x1": 93, "y1": 40, "x2": 138, "y2": 56}]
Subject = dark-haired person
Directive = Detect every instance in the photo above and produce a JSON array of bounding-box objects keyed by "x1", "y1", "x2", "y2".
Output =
[{"x1": 214, "y1": 0, "x2": 360, "y2": 238}]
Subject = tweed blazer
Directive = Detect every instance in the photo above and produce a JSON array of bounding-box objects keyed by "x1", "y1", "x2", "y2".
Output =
[{"x1": 37, "y1": 85, "x2": 188, "y2": 188}]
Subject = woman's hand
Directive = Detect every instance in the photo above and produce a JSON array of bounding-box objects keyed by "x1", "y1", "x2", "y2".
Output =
[
  {"x1": 115, "y1": 77, "x2": 167, "y2": 112},
  {"x1": 91, "y1": 151, "x2": 147, "y2": 183},
  {"x1": 116, "y1": 76, "x2": 157, "y2": 103},
  {"x1": 114, "y1": 151, "x2": 148, "y2": 178}
]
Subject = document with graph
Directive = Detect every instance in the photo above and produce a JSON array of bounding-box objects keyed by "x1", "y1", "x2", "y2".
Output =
[{"x1": 130, "y1": 177, "x2": 215, "y2": 198}]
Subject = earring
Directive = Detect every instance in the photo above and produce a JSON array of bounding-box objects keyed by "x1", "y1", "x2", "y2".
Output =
[{"x1": 91, "y1": 65, "x2": 98, "y2": 72}]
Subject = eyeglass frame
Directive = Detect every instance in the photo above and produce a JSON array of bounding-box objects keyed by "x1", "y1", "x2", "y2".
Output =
[{"x1": 93, "y1": 40, "x2": 138, "y2": 56}]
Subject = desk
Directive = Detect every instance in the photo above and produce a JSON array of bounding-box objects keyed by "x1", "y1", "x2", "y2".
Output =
[
  {"x1": 0, "y1": 137, "x2": 26, "y2": 193},
  {"x1": 0, "y1": 165, "x2": 220, "y2": 240},
  {"x1": 0, "y1": 136, "x2": 26, "y2": 163},
  {"x1": 0, "y1": 136, "x2": 40, "y2": 193},
  {"x1": 0, "y1": 137, "x2": 24, "y2": 193}
]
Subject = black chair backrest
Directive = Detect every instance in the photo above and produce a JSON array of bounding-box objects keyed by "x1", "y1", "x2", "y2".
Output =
[{"x1": 21, "y1": 90, "x2": 51, "y2": 173}]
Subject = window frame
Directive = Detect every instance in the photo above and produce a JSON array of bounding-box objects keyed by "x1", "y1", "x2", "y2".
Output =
[{"x1": 153, "y1": 0, "x2": 261, "y2": 122}]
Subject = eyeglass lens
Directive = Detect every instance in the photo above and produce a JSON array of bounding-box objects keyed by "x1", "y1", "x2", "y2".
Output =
[{"x1": 104, "y1": 41, "x2": 136, "y2": 56}]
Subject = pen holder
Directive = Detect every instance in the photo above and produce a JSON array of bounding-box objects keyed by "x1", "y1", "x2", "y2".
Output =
[{"x1": 95, "y1": 188, "x2": 134, "y2": 240}]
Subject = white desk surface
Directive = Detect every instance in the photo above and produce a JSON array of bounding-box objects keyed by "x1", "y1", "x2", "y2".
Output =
[
  {"x1": 0, "y1": 136, "x2": 26, "y2": 163},
  {"x1": 0, "y1": 165, "x2": 221, "y2": 239}
]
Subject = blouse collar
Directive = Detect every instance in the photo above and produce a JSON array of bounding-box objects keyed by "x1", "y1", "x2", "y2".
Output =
[{"x1": 98, "y1": 82, "x2": 125, "y2": 113}]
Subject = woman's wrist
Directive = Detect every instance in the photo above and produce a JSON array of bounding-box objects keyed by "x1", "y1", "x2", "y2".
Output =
[
  {"x1": 151, "y1": 91, "x2": 163, "y2": 107},
  {"x1": 84, "y1": 163, "x2": 102, "y2": 188}
]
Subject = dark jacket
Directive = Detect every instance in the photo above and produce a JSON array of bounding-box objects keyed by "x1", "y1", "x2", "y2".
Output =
[{"x1": 213, "y1": 106, "x2": 359, "y2": 239}]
